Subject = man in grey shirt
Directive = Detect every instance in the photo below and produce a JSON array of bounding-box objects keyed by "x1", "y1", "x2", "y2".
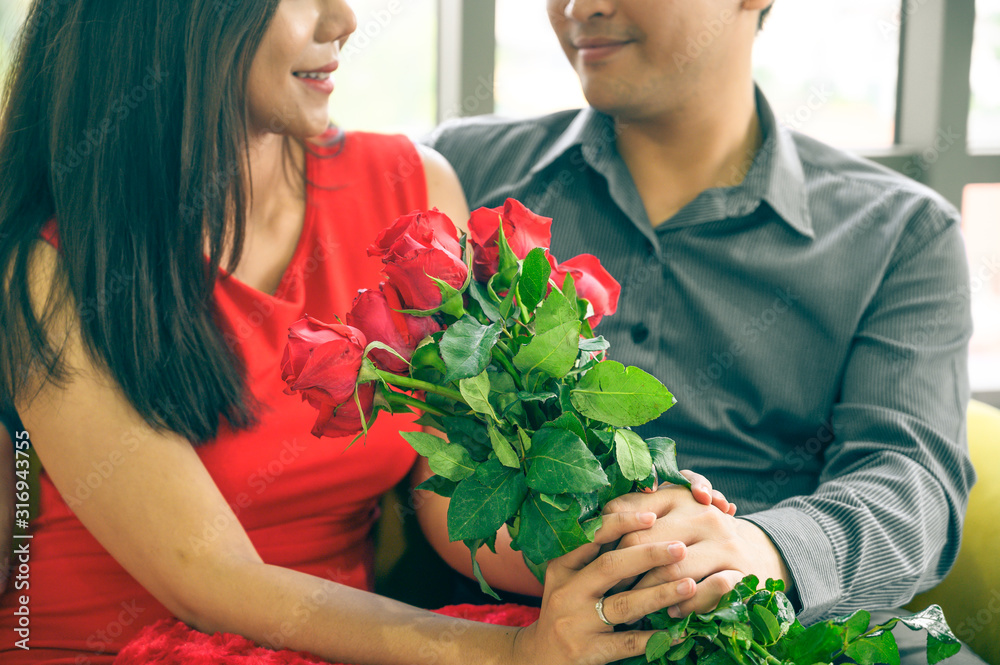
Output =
[{"x1": 426, "y1": 1, "x2": 980, "y2": 661}]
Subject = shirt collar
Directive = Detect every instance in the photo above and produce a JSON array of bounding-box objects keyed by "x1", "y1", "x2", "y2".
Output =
[{"x1": 527, "y1": 87, "x2": 814, "y2": 239}]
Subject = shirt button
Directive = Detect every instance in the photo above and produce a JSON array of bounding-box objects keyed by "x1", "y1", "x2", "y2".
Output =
[{"x1": 631, "y1": 323, "x2": 650, "y2": 344}]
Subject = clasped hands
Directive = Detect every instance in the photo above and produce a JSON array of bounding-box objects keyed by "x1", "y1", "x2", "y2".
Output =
[
  {"x1": 603, "y1": 470, "x2": 793, "y2": 618},
  {"x1": 511, "y1": 471, "x2": 794, "y2": 665}
]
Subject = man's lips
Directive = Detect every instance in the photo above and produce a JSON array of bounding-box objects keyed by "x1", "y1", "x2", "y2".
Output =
[{"x1": 572, "y1": 38, "x2": 635, "y2": 63}]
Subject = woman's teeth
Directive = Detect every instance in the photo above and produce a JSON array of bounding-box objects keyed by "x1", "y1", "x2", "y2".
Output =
[{"x1": 294, "y1": 72, "x2": 330, "y2": 80}]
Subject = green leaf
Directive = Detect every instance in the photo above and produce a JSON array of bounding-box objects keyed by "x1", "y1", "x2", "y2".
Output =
[
  {"x1": 496, "y1": 274, "x2": 519, "y2": 320},
  {"x1": 614, "y1": 429, "x2": 654, "y2": 481},
  {"x1": 515, "y1": 492, "x2": 591, "y2": 563},
  {"x1": 517, "y1": 426, "x2": 532, "y2": 456},
  {"x1": 496, "y1": 220, "x2": 520, "y2": 286},
  {"x1": 570, "y1": 361, "x2": 676, "y2": 427},
  {"x1": 527, "y1": 428, "x2": 609, "y2": 494},
  {"x1": 490, "y1": 370, "x2": 525, "y2": 423},
  {"x1": 765, "y1": 578, "x2": 785, "y2": 593},
  {"x1": 665, "y1": 638, "x2": 694, "y2": 662},
  {"x1": 542, "y1": 412, "x2": 587, "y2": 442},
  {"x1": 521, "y1": 552, "x2": 548, "y2": 585},
  {"x1": 447, "y1": 459, "x2": 528, "y2": 541},
  {"x1": 582, "y1": 515, "x2": 602, "y2": 540},
  {"x1": 439, "y1": 316, "x2": 503, "y2": 383},
  {"x1": 415, "y1": 474, "x2": 457, "y2": 498},
  {"x1": 578, "y1": 336, "x2": 610, "y2": 354},
  {"x1": 647, "y1": 437, "x2": 689, "y2": 486},
  {"x1": 699, "y1": 651, "x2": 739, "y2": 665},
  {"x1": 514, "y1": 285, "x2": 581, "y2": 384},
  {"x1": 896, "y1": 605, "x2": 962, "y2": 665},
  {"x1": 539, "y1": 493, "x2": 574, "y2": 511},
  {"x1": 517, "y1": 247, "x2": 552, "y2": 315},
  {"x1": 750, "y1": 605, "x2": 781, "y2": 645},
  {"x1": 598, "y1": 462, "x2": 634, "y2": 506},
  {"x1": 410, "y1": 339, "x2": 447, "y2": 375},
  {"x1": 468, "y1": 281, "x2": 502, "y2": 322},
  {"x1": 837, "y1": 609, "x2": 872, "y2": 643},
  {"x1": 516, "y1": 391, "x2": 558, "y2": 405},
  {"x1": 466, "y1": 539, "x2": 502, "y2": 601},
  {"x1": 441, "y1": 417, "x2": 492, "y2": 461},
  {"x1": 459, "y1": 371, "x2": 498, "y2": 421},
  {"x1": 844, "y1": 630, "x2": 900, "y2": 665},
  {"x1": 785, "y1": 620, "x2": 843, "y2": 665},
  {"x1": 646, "y1": 632, "x2": 675, "y2": 661},
  {"x1": 488, "y1": 422, "x2": 521, "y2": 469},
  {"x1": 401, "y1": 432, "x2": 476, "y2": 482}
]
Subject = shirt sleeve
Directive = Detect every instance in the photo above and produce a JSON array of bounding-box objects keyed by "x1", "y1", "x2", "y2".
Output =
[{"x1": 743, "y1": 202, "x2": 975, "y2": 624}]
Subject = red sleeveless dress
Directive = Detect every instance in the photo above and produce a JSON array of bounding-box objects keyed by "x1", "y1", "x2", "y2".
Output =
[{"x1": 0, "y1": 132, "x2": 427, "y2": 663}]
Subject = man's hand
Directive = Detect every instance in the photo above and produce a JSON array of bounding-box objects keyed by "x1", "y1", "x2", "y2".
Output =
[{"x1": 605, "y1": 484, "x2": 792, "y2": 617}]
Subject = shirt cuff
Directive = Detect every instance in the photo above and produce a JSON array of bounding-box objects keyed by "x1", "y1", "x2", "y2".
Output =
[{"x1": 741, "y1": 506, "x2": 840, "y2": 624}]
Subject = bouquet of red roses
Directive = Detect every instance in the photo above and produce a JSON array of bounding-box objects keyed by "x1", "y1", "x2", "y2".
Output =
[{"x1": 280, "y1": 200, "x2": 960, "y2": 665}]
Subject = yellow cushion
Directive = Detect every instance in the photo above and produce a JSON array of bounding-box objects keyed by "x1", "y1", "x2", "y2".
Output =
[{"x1": 907, "y1": 400, "x2": 1000, "y2": 665}]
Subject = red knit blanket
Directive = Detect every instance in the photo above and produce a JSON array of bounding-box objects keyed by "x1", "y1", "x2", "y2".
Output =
[{"x1": 113, "y1": 604, "x2": 540, "y2": 664}]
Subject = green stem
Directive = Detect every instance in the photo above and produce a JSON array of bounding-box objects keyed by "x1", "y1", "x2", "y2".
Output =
[
  {"x1": 749, "y1": 641, "x2": 783, "y2": 665},
  {"x1": 491, "y1": 347, "x2": 523, "y2": 391},
  {"x1": 385, "y1": 392, "x2": 450, "y2": 417},
  {"x1": 376, "y1": 370, "x2": 465, "y2": 403}
]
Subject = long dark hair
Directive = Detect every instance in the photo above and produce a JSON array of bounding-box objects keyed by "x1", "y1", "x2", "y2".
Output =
[{"x1": 0, "y1": 0, "x2": 289, "y2": 444}]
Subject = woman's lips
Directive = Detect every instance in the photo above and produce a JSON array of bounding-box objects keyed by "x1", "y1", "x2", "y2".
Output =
[{"x1": 294, "y1": 74, "x2": 335, "y2": 95}]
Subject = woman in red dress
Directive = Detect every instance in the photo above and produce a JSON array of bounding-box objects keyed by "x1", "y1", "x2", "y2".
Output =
[{"x1": 0, "y1": 1, "x2": 704, "y2": 663}]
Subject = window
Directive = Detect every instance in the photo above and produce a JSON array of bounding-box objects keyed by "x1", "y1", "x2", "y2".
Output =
[
  {"x1": 494, "y1": 0, "x2": 586, "y2": 118},
  {"x1": 0, "y1": 0, "x2": 29, "y2": 94},
  {"x1": 752, "y1": 0, "x2": 901, "y2": 150},
  {"x1": 964, "y1": 184, "x2": 1000, "y2": 392},
  {"x1": 968, "y1": 0, "x2": 1000, "y2": 151},
  {"x1": 330, "y1": 0, "x2": 438, "y2": 135}
]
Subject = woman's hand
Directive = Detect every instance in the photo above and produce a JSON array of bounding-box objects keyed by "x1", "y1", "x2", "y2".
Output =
[
  {"x1": 512, "y1": 511, "x2": 696, "y2": 665},
  {"x1": 677, "y1": 469, "x2": 737, "y2": 517}
]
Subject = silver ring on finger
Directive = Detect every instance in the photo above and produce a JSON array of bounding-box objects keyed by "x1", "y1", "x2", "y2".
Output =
[{"x1": 595, "y1": 596, "x2": 615, "y2": 626}]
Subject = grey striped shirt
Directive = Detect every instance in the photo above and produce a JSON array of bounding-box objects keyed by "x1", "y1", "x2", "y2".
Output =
[{"x1": 424, "y1": 89, "x2": 976, "y2": 624}]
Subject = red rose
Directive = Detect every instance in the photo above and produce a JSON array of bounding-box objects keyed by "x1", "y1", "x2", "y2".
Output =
[
  {"x1": 347, "y1": 284, "x2": 442, "y2": 375},
  {"x1": 310, "y1": 383, "x2": 375, "y2": 438},
  {"x1": 468, "y1": 199, "x2": 553, "y2": 282},
  {"x1": 368, "y1": 209, "x2": 463, "y2": 264},
  {"x1": 282, "y1": 316, "x2": 373, "y2": 436},
  {"x1": 546, "y1": 253, "x2": 621, "y2": 328},
  {"x1": 368, "y1": 209, "x2": 468, "y2": 310}
]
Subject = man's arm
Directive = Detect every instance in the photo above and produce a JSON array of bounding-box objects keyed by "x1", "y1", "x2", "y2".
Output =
[
  {"x1": 742, "y1": 207, "x2": 974, "y2": 622},
  {"x1": 608, "y1": 204, "x2": 974, "y2": 623}
]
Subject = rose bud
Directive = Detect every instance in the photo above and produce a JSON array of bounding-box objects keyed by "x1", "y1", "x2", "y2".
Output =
[
  {"x1": 468, "y1": 199, "x2": 553, "y2": 282},
  {"x1": 282, "y1": 315, "x2": 368, "y2": 411},
  {"x1": 368, "y1": 208, "x2": 463, "y2": 264},
  {"x1": 382, "y1": 247, "x2": 468, "y2": 311},
  {"x1": 310, "y1": 382, "x2": 376, "y2": 438},
  {"x1": 347, "y1": 284, "x2": 442, "y2": 375},
  {"x1": 367, "y1": 209, "x2": 468, "y2": 311},
  {"x1": 546, "y1": 253, "x2": 621, "y2": 328}
]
